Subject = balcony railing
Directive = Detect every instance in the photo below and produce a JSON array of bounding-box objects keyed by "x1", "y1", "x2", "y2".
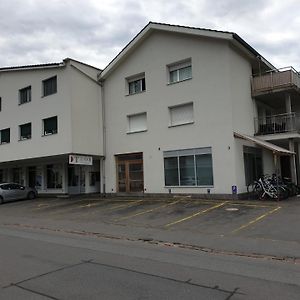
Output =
[
  {"x1": 252, "y1": 67, "x2": 300, "y2": 96},
  {"x1": 254, "y1": 112, "x2": 300, "y2": 135}
]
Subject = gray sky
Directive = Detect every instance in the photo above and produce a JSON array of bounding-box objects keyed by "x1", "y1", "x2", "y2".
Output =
[{"x1": 1, "y1": 0, "x2": 299, "y2": 70}]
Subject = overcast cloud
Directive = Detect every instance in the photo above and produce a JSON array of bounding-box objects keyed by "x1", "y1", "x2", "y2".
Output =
[{"x1": 0, "y1": 0, "x2": 299, "y2": 70}]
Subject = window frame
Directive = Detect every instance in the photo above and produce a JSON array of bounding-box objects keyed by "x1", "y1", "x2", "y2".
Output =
[
  {"x1": 127, "y1": 112, "x2": 147, "y2": 134},
  {"x1": 126, "y1": 73, "x2": 146, "y2": 95},
  {"x1": 168, "y1": 102, "x2": 194, "y2": 127},
  {"x1": 19, "y1": 86, "x2": 32, "y2": 105},
  {"x1": 167, "y1": 59, "x2": 192, "y2": 84},
  {"x1": 42, "y1": 116, "x2": 58, "y2": 136},
  {"x1": 19, "y1": 122, "x2": 32, "y2": 141},
  {"x1": 163, "y1": 147, "x2": 214, "y2": 187},
  {"x1": 0, "y1": 128, "x2": 10, "y2": 144},
  {"x1": 42, "y1": 76, "x2": 57, "y2": 97}
]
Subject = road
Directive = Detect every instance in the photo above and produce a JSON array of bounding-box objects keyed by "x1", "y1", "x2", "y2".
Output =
[{"x1": 0, "y1": 223, "x2": 299, "y2": 299}]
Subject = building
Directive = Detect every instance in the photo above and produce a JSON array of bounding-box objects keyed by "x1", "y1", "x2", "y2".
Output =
[
  {"x1": 0, "y1": 59, "x2": 103, "y2": 194},
  {"x1": 100, "y1": 22, "x2": 296, "y2": 197},
  {"x1": 0, "y1": 22, "x2": 298, "y2": 198}
]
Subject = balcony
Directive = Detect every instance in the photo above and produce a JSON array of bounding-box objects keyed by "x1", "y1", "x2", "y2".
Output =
[
  {"x1": 254, "y1": 112, "x2": 300, "y2": 136},
  {"x1": 252, "y1": 67, "x2": 300, "y2": 97}
]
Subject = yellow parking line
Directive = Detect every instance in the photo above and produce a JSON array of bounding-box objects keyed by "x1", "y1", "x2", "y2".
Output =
[
  {"x1": 231, "y1": 206, "x2": 281, "y2": 234},
  {"x1": 115, "y1": 200, "x2": 181, "y2": 222},
  {"x1": 106, "y1": 199, "x2": 143, "y2": 211},
  {"x1": 78, "y1": 199, "x2": 143, "y2": 217},
  {"x1": 165, "y1": 201, "x2": 228, "y2": 227}
]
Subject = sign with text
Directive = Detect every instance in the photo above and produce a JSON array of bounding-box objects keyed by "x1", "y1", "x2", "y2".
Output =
[{"x1": 69, "y1": 155, "x2": 93, "y2": 166}]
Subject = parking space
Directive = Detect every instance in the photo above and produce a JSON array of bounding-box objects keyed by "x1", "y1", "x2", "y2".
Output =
[{"x1": 0, "y1": 196, "x2": 286, "y2": 237}]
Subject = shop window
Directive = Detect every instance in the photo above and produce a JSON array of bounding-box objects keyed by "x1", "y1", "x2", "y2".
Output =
[
  {"x1": 164, "y1": 147, "x2": 213, "y2": 186},
  {"x1": 243, "y1": 146, "x2": 263, "y2": 185},
  {"x1": 46, "y1": 164, "x2": 62, "y2": 189},
  {"x1": 68, "y1": 166, "x2": 79, "y2": 187},
  {"x1": 12, "y1": 168, "x2": 22, "y2": 184},
  {"x1": 89, "y1": 172, "x2": 100, "y2": 186}
]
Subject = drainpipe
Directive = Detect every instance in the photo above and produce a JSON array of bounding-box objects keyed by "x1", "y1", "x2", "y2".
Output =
[{"x1": 99, "y1": 79, "x2": 106, "y2": 195}]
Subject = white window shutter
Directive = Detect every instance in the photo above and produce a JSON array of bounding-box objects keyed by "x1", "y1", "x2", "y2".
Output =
[
  {"x1": 128, "y1": 113, "x2": 147, "y2": 132},
  {"x1": 170, "y1": 103, "x2": 193, "y2": 126}
]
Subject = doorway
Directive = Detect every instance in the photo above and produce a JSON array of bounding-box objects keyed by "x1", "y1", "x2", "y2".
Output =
[
  {"x1": 116, "y1": 153, "x2": 144, "y2": 193},
  {"x1": 28, "y1": 166, "x2": 36, "y2": 188},
  {"x1": 280, "y1": 156, "x2": 291, "y2": 179}
]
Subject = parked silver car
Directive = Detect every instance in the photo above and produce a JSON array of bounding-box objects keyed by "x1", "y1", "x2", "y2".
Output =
[{"x1": 0, "y1": 183, "x2": 37, "y2": 204}]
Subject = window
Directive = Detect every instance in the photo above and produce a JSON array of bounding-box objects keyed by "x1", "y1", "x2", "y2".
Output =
[
  {"x1": 43, "y1": 116, "x2": 58, "y2": 135},
  {"x1": 164, "y1": 147, "x2": 213, "y2": 186},
  {"x1": 43, "y1": 76, "x2": 57, "y2": 97},
  {"x1": 19, "y1": 123, "x2": 31, "y2": 140},
  {"x1": 243, "y1": 146, "x2": 263, "y2": 185},
  {"x1": 127, "y1": 73, "x2": 146, "y2": 95},
  {"x1": 0, "y1": 128, "x2": 10, "y2": 144},
  {"x1": 168, "y1": 59, "x2": 192, "y2": 83},
  {"x1": 12, "y1": 168, "x2": 22, "y2": 184},
  {"x1": 47, "y1": 164, "x2": 62, "y2": 189},
  {"x1": 169, "y1": 102, "x2": 193, "y2": 127},
  {"x1": 19, "y1": 86, "x2": 31, "y2": 104},
  {"x1": 127, "y1": 113, "x2": 147, "y2": 133}
]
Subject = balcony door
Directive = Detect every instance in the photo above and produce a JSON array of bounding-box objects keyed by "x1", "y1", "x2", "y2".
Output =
[{"x1": 116, "y1": 153, "x2": 144, "y2": 193}]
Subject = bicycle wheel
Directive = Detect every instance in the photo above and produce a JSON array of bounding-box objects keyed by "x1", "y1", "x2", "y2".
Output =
[{"x1": 247, "y1": 182, "x2": 263, "y2": 200}]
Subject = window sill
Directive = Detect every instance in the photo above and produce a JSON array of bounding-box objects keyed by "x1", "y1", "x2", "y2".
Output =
[
  {"x1": 42, "y1": 132, "x2": 58, "y2": 137},
  {"x1": 18, "y1": 137, "x2": 32, "y2": 141},
  {"x1": 167, "y1": 77, "x2": 192, "y2": 86},
  {"x1": 125, "y1": 90, "x2": 146, "y2": 97},
  {"x1": 0, "y1": 142, "x2": 10, "y2": 145},
  {"x1": 18, "y1": 101, "x2": 31, "y2": 106},
  {"x1": 126, "y1": 129, "x2": 147, "y2": 135},
  {"x1": 41, "y1": 92, "x2": 57, "y2": 98},
  {"x1": 168, "y1": 121, "x2": 194, "y2": 128}
]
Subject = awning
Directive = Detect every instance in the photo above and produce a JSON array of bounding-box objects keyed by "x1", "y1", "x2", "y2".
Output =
[{"x1": 234, "y1": 132, "x2": 295, "y2": 155}]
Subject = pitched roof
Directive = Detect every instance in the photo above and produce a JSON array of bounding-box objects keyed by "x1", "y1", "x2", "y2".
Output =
[
  {"x1": 0, "y1": 58, "x2": 101, "y2": 73},
  {"x1": 100, "y1": 22, "x2": 275, "y2": 79}
]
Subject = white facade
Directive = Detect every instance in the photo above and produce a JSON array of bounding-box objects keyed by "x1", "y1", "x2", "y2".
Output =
[
  {"x1": 0, "y1": 59, "x2": 103, "y2": 194},
  {"x1": 1, "y1": 22, "x2": 298, "y2": 197}
]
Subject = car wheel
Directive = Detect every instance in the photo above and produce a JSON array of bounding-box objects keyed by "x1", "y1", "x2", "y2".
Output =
[
  {"x1": 27, "y1": 191, "x2": 36, "y2": 200},
  {"x1": 0, "y1": 196, "x2": 3, "y2": 205}
]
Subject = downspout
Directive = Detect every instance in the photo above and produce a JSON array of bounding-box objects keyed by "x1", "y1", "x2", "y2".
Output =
[{"x1": 99, "y1": 78, "x2": 106, "y2": 195}]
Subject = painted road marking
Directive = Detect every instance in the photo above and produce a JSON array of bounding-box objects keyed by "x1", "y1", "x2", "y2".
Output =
[
  {"x1": 115, "y1": 200, "x2": 181, "y2": 222},
  {"x1": 106, "y1": 200, "x2": 143, "y2": 211},
  {"x1": 80, "y1": 199, "x2": 144, "y2": 217},
  {"x1": 165, "y1": 201, "x2": 228, "y2": 227},
  {"x1": 231, "y1": 206, "x2": 281, "y2": 233}
]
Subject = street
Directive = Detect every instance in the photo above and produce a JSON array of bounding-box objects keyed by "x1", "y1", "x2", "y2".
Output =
[{"x1": 0, "y1": 196, "x2": 300, "y2": 299}]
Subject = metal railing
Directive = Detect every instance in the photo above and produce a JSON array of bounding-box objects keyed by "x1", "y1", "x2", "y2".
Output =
[
  {"x1": 252, "y1": 67, "x2": 300, "y2": 95},
  {"x1": 254, "y1": 112, "x2": 300, "y2": 135}
]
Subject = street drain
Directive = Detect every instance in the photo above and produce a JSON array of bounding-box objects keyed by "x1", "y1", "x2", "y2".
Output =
[{"x1": 226, "y1": 208, "x2": 239, "y2": 211}]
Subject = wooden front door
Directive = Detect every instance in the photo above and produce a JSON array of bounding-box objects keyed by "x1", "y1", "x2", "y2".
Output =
[{"x1": 117, "y1": 153, "x2": 144, "y2": 193}]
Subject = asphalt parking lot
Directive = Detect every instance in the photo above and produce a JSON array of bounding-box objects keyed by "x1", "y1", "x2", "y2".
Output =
[{"x1": 1, "y1": 195, "x2": 298, "y2": 242}]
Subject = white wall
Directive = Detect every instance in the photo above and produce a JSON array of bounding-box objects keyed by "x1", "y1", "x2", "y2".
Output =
[
  {"x1": 0, "y1": 67, "x2": 73, "y2": 162},
  {"x1": 103, "y1": 31, "x2": 243, "y2": 194},
  {"x1": 69, "y1": 65, "x2": 103, "y2": 156}
]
